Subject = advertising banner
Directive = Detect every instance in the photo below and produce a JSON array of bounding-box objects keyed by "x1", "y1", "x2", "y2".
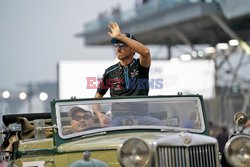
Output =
[{"x1": 58, "y1": 60, "x2": 215, "y2": 99}]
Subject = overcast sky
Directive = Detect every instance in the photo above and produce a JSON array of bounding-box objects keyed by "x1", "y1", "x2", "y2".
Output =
[{"x1": 0, "y1": 0, "x2": 134, "y2": 90}]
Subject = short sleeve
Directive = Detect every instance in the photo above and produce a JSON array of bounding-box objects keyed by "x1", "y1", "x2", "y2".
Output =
[{"x1": 96, "y1": 71, "x2": 109, "y2": 96}]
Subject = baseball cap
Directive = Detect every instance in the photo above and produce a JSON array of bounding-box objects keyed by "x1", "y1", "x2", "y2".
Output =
[
  {"x1": 111, "y1": 33, "x2": 136, "y2": 45},
  {"x1": 68, "y1": 105, "x2": 93, "y2": 117}
]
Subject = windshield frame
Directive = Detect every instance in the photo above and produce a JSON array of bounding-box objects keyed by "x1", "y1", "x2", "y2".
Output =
[{"x1": 54, "y1": 95, "x2": 206, "y2": 140}]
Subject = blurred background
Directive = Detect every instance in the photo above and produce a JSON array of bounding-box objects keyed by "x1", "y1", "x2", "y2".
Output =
[{"x1": 1, "y1": 0, "x2": 250, "y2": 137}]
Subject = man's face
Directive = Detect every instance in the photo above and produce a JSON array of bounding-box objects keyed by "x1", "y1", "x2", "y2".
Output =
[
  {"x1": 71, "y1": 110, "x2": 94, "y2": 132},
  {"x1": 114, "y1": 44, "x2": 134, "y2": 60}
]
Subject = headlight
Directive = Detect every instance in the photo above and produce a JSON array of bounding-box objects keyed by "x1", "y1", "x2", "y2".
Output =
[
  {"x1": 224, "y1": 135, "x2": 250, "y2": 167},
  {"x1": 117, "y1": 138, "x2": 150, "y2": 167}
]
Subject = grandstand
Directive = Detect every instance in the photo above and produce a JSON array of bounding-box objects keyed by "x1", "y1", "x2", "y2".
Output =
[{"x1": 78, "y1": 0, "x2": 250, "y2": 47}]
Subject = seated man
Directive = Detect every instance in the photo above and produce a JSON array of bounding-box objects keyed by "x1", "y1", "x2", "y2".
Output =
[{"x1": 69, "y1": 106, "x2": 95, "y2": 132}]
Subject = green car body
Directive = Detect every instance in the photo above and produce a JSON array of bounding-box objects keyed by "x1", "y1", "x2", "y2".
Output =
[{"x1": 1, "y1": 95, "x2": 220, "y2": 167}]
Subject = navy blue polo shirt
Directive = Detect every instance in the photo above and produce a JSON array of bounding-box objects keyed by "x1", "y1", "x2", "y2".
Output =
[{"x1": 97, "y1": 58, "x2": 150, "y2": 97}]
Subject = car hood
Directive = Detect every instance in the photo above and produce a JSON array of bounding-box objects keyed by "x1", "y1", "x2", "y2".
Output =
[{"x1": 57, "y1": 131, "x2": 169, "y2": 152}]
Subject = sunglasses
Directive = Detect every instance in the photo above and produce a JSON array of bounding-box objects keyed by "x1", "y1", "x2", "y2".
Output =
[
  {"x1": 1, "y1": 153, "x2": 11, "y2": 161},
  {"x1": 72, "y1": 114, "x2": 93, "y2": 121},
  {"x1": 113, "y1": 43, "x2": 127, "y2": 49}
]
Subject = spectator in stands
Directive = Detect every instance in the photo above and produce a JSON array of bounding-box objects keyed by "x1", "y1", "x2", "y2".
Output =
[{"x1": 69, "y1": 106, "x2": 95, "y2": 132}]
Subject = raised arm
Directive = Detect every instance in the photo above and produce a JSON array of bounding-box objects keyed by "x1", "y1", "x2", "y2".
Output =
[{"x1": 108, "y1": 22, "x2": 151, "y2": 68}]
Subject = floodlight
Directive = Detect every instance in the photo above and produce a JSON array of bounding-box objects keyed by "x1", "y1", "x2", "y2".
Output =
[
  {"x1": 2, "y1": 90, "x2": 10, "y2": 99},
  {"x1": 39, "y1": 92, "x2": 48, "y2": 101}
]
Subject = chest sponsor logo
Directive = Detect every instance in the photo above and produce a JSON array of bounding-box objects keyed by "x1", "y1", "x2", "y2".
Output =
[{"x1": 130, "y1": 69, "x2": 139, "y2": 78}]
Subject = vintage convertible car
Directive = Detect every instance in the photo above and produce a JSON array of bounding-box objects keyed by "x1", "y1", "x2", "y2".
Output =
[{"x1": 1, "y1": 95, "x2": 221, "y2": 167}]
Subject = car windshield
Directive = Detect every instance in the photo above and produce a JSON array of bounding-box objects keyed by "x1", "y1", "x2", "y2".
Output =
[{"x1": 55, "y1": 96, "x2": 205, "y2": 139}]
